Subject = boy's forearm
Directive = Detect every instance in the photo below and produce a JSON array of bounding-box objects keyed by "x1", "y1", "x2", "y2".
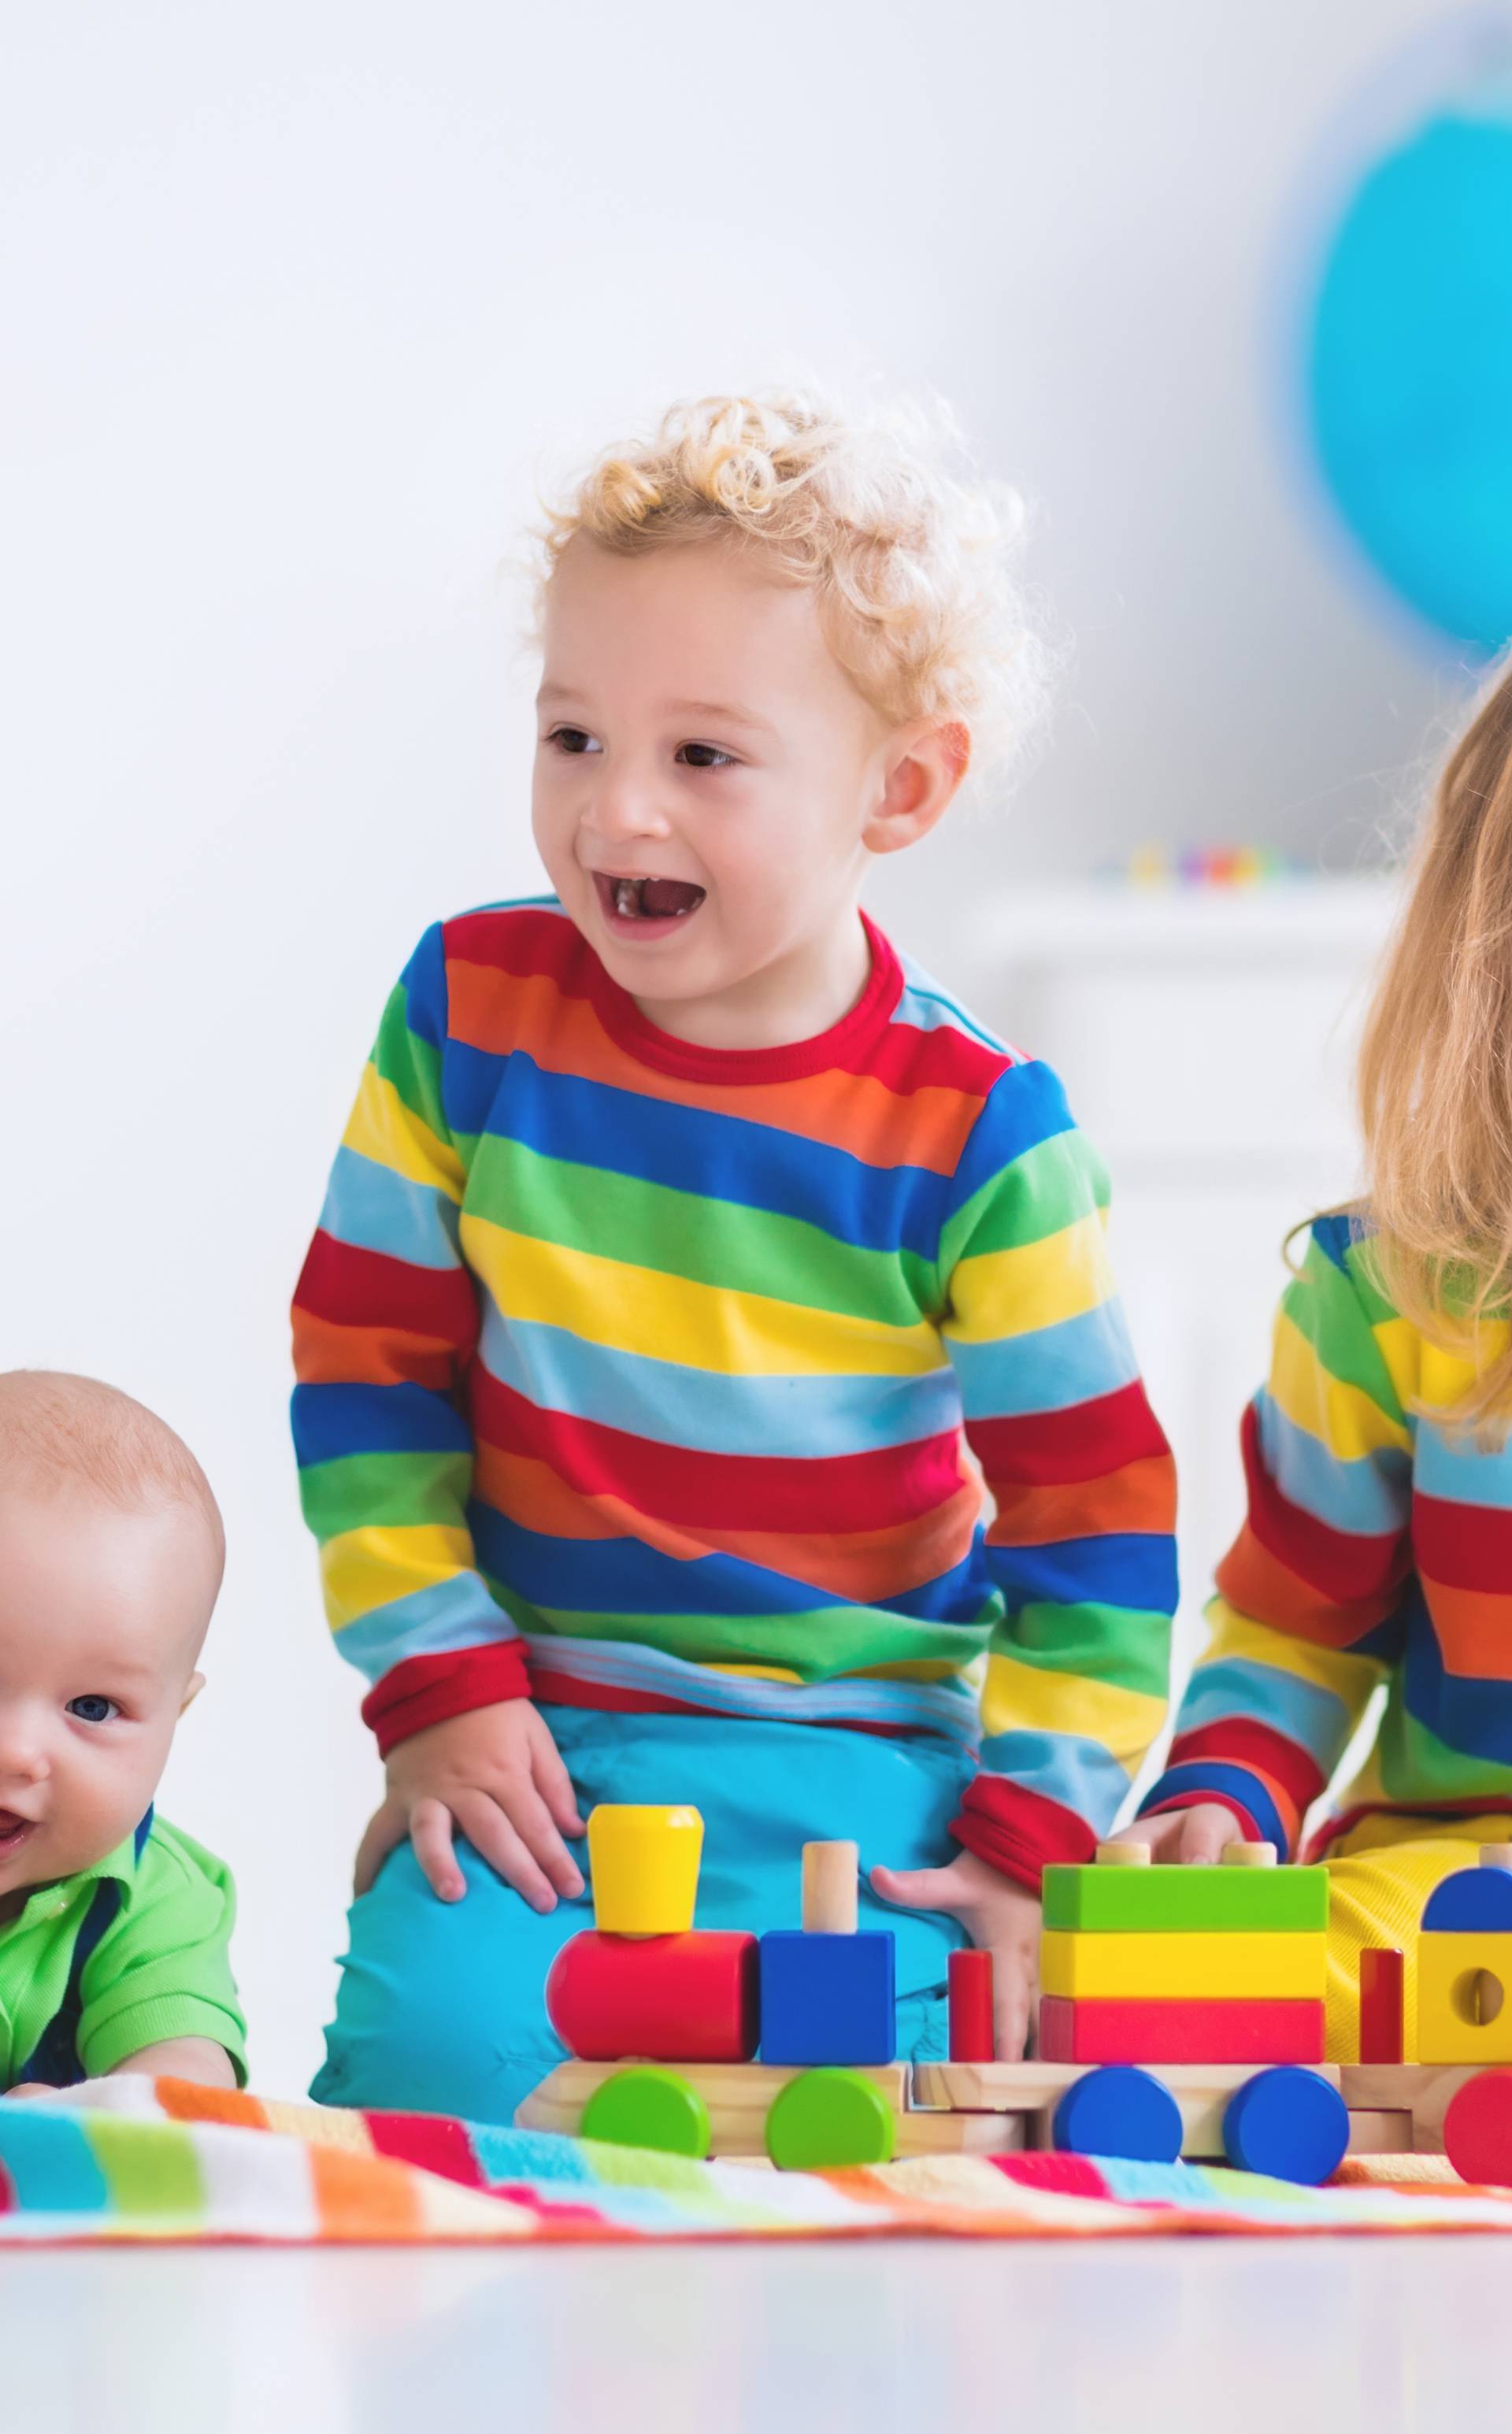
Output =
[{"x1": 955, "y1": 1579, "x2": 1176, "y2": 1891}]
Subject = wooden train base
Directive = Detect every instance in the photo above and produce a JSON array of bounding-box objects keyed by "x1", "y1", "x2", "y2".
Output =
[
  {"x1": 516, "y1": 2057, "x2": 1271, "y2": 2160},
  {"x1": 517, "y1": 2052, "x2": 1512, "y2": 2178}
]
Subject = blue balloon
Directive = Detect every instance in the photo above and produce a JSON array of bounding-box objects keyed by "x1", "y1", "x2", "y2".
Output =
[{"x1": 1308, "y1": 95, "x2": 1512, "y2": 651}]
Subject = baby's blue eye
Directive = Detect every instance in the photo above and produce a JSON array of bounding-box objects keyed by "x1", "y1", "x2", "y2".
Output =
[{"x1": 66, "y1": 1695, "x2": 119, "y2": 1725}]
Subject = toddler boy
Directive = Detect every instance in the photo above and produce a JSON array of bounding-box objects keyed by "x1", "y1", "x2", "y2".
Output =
[
  {"x1": 294, "y1": 391, "x2": 1178, "y2": 2117},
  {"x1": 0, "y1": 1371, "x2": 244, "y2": 2091}
]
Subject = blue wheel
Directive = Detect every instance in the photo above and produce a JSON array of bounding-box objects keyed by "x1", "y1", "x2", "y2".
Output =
[
  {"x1": 1223, "y1": 2066, "x2": 1349, "y2": 2184},
  {"x1": 1051, "y1": 2065, "x2": 1183, "y2": 2164}
]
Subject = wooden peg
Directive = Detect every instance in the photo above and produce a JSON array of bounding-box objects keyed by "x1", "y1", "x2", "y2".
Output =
[
  {"x1": 1221, "y1": 1842, "x2": 1278, "y2": 1867},
  {"x1": 1095, "y1": 1842, "x2": 1151, "y2": 1867},
  {"x1": 802, "y1": 1841, "x2": 858, "y2": 1935},
  {"x1": 1480, "y1": 1845, "x2": 1512, "y2": 1871}
]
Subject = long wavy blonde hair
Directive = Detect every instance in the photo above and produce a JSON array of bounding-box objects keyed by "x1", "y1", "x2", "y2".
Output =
[{"x1": 1358, "y1": 657, "x2": 1512, "y2": 1432}]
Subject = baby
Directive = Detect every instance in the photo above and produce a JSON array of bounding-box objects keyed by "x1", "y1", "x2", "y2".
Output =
[{"x1": 0, "y1": 1371, "x2": 244, "y2": 2092}]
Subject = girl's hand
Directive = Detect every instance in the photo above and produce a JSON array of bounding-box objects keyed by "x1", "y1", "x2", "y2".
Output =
[
  {"x1": 1109, "y1": 1804, "x2": 1247, "y2": 1864},
  {"x1": 870, "y1": 1848, "x2": 1041, "y2": 2060},
  {"x1": 355, "y1": 1699, "x2": 587, "y2": 1909}
]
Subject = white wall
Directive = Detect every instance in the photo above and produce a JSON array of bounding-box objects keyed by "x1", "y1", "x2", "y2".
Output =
[{"x1": 0, "y1": 0, "x2": 1469, "y2": 2092}]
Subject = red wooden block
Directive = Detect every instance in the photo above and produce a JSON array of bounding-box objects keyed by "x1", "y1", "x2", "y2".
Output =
[
  {"x1": 1036, "y1": 1994, "x2": 1325, "y2": 2065},
  {"x1": 949, "y1": 1950, "x2": 995, "y2": 2062},
  {"x1": 1358, "y1": 1947, "x2": 1404, "y2": 2065},
  {"x1": 1444, "y1": 2069, "x2": 1512, "y2": 2186},
  {"x1": 546, "y1": 1929, "x2": 759, "y2": 2063}
]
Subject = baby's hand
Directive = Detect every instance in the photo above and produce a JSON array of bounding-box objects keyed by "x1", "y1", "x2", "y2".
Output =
[
  {"x1": 1109, "y1": 1804, "x2": 1247, "y2": 1864},
  {"x1": 356, "y1": 1699, "x2": 587, "y2": 1910},
  {"x1": 870, "y1": 1848, "x2": 1041, "y2": 2060}
]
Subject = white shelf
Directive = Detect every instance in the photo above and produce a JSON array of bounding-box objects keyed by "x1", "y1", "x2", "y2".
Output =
[{"x1": 970, "y1": 874, "x2": 1401, "y2": 966}]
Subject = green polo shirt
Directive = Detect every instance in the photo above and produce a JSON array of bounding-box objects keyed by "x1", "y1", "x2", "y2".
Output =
[{"x1": 0, "y1": 1815, "x2": 246, "y2": 2088}]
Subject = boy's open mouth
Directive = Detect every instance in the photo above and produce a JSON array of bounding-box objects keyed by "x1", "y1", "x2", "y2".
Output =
[
  {"x1": 0, "y1": 1812, "x2": 36, "y2": 1858},
  {"x1": 592, "y1": 871, "x2": 706, "y2": 933}
]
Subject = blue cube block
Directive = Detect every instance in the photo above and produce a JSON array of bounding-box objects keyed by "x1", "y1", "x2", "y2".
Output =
[{"x1": 758, "y1": 1929, "x2": 896, "y2": 2065}]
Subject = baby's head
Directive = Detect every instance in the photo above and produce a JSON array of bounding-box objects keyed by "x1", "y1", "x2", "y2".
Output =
[
  {"x1": 531, "y1": 391, "x2": 1047, "y2": 1039},
  {"x1": 0, "y1": 1373, "x2": 223, "y2": 1910}
]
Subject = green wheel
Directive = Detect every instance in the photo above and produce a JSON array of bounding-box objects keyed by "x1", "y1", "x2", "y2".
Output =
[
  {"x1": 580, "y1": 2065, "x2": 711, "y2": 2158},
  {"x1": 765, "y1": 2068, "x2": 897, "y2": 2169}
]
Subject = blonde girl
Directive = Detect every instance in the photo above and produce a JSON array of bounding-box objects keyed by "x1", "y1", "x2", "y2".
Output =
[{"x1": 1125, "y1": 664, "x2": 1512, "y2": 2059}]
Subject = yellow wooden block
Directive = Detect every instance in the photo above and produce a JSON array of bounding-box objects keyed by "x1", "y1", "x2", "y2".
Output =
[
  {"x1": 1416, "y1": 1932, "x2": 1512, "y2": 2065},
  {"x1": 1038, "y1": 1927, "x2": 1325, "y2": 2001},
  {"x1": 587, "y1": 1804, "x2": 703, "y2": 1935}
]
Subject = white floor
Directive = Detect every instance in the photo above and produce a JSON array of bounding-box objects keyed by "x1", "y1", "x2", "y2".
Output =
[{"x1": 0, "y1": 2235, "x2": 1497, "y2": 2434}]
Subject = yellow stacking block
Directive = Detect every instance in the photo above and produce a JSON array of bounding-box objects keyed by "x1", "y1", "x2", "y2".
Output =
[
  {"x1": 1417, "y1": 1932, "x2": 1512, "y2": 2065},
  {"x1": 587, "y1": 1804, "x2": 703, "y2": 1935},
  {"x1": 1039, "y1": 1928, "x2": 1325, "y2": 2002}
]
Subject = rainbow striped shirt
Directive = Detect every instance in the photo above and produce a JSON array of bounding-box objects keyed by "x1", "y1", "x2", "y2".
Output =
[
  {"x1": 1140, "y1": 1214, "x2": 1512, "y2": 1856},
  {"x1": 291, "y1": 901, "x2": 1177, "y2": 1884}
]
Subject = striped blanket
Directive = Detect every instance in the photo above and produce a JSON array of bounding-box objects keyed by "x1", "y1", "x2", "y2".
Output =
[{"x1": 2, "y1": 2079, "x2": 1511, "y2": 2243}]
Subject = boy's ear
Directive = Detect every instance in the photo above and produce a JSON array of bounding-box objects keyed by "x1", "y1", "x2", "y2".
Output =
[
  {"x1": 862, "y1": 720, "x2": 971, "y2": 857},
  {"x1": 179, "y1": 1671, "x2": 206, "y2": 1717}
]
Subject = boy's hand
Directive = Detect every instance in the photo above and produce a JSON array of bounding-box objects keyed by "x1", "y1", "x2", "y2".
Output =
[
  {"x1": 870, "y1": 1849, "x2": 1041, "y2": 2060},
  {"x1": 1110, "y1": 1804, "x2": 1247, "y2": 1864},
  {"x1": 356, "y1": 1699, "x2": 587, "y2": 1910}
]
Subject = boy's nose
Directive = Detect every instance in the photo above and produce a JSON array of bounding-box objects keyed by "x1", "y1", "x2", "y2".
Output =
[{"x1": 584, "y1": 783, "x2": 673, "y2": 848}]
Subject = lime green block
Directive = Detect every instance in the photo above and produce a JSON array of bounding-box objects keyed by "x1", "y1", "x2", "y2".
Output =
[
  {"x1": 765, "y1": 2069, "x2": 897, "y2": 2170},
  {"x1": 580, "y1": 2066, "x2": 711, "y2": 2159},
  {"x1": 1042, "y1": 1862, "x2": 1329, "y2": 1934}
]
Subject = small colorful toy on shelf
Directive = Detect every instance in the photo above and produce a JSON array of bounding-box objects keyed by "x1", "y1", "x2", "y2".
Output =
[
  {"x1": 1105, "y1": 843, "x2": 1310, "y2": 890},
  {"x1": 514, "y1": 1816, "x2": 1512, "y2": 2188}
]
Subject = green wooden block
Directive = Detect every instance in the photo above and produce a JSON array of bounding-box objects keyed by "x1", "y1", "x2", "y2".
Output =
[
  {"x1": 764, "y1": 2068, "x2": 897, "y2": 2169},
  {"x1": 1042, "y1": 1862, "x2": 1329, "y2": 1934},
  {"x1": 580, "y1": 2065, "x2": 711, "y2": 2158}
]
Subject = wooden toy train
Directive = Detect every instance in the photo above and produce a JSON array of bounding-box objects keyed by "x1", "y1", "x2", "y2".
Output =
[{"x1": 515, "y1": 1806, "x2": 1512, "y2": 2187}]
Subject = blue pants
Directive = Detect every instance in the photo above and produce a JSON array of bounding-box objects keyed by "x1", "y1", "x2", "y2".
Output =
[{"x1": 313, "y1": 1706, "x2": 975, "y2": 2124}]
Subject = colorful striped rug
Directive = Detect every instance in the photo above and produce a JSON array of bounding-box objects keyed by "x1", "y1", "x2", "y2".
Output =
[{"x1": 3, "y1": 2078, "x2": 1512, "y2": 2243}]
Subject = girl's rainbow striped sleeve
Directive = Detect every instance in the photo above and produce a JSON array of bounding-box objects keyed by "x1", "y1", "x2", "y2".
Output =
[
  {"x1": 1138, "y1": 1217, "x2": 1410, "y2": 1853},
  {"x1": 290, "y1": 924, "x2": 529, "y2": 1754},
  {"x1": 939, "y1": 1071, "x2": 1179, "y2": 1888}
]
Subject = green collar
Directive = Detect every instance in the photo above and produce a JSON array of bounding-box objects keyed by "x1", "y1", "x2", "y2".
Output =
[{"x1": 1, "y1": 1825, "x2": 143, "y2": 1934}]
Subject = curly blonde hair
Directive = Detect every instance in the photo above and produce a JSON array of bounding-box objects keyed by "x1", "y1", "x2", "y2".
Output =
[{"x1": 533, "y1": 389, "x2": 1052, "y2": 791}]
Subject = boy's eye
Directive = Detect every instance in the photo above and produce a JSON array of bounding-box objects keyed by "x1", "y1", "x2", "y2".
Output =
[
  {"x1": 676, "y1": 743, "x2": 736, "y2": 769},
  {"x1": 66, "y1": 1695, "x2": 120, "y2": 1725},
  {"x1": 547, "y1": 727, "x2": 599, "y2": 756}
]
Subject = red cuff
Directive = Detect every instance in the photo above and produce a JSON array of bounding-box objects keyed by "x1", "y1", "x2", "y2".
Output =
[
  {"x1": 361, "y1": 1640, "x2": 532, "y2": 1757},
  {"x1": 949, "y1": 1775, "x2": 1097, "y2": 1896}
]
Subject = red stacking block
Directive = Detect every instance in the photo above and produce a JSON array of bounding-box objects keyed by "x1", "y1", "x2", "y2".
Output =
[
  {"x1": 546, "y1": 1929, "x2": 760, "y2": 2063},
  {"x1": 949, "y1": 1950, "x2": 995, "y2": 2062},
  {"x1": 1036, "y1": 1995, "x2": 1325, "y2": 2065},
  {"x1": 1358, "y1": 1947, "x2": 1404, "y2": 2065}
]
